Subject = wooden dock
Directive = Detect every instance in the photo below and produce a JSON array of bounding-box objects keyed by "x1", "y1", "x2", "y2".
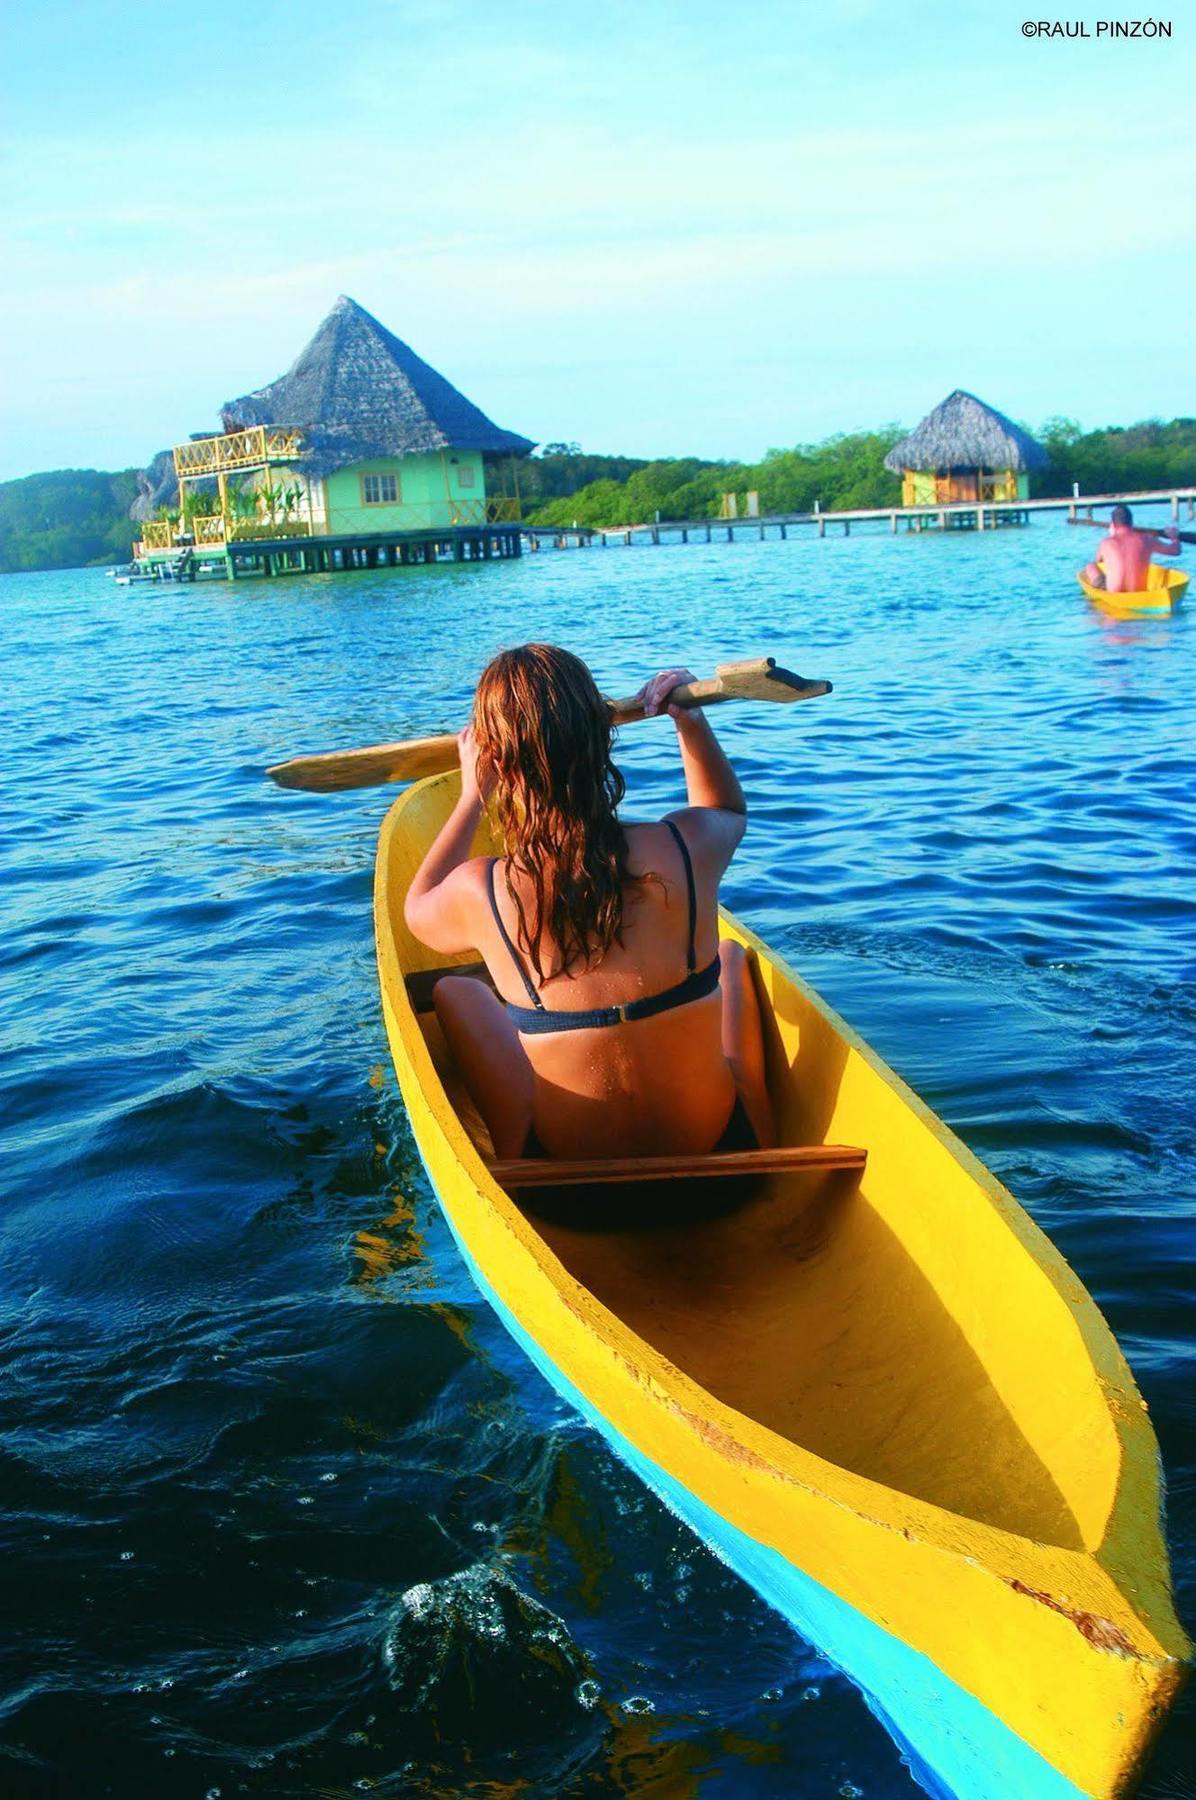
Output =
[
  {"x1": 132, "y1": 522, "x2": 524, "y2": 583},
  {"x1": 225, "y1": 522, "x2": 522, "y2": 578},
  {"x1": 521, "y1": 487, "x2": 1196, "y2": 551}
]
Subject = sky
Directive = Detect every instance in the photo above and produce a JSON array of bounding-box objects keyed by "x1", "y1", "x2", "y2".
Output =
[{"x1": 1, "y1": 0, "x2": 1193, "y2": 481}]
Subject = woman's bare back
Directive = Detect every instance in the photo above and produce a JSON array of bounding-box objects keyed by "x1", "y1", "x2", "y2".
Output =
[
  {"x1": 406, "y1": 655, "x2": 770, "y2": 1161},
  {"x1": 472, "y1": 814, "x2": 736, "y2": 1157}
]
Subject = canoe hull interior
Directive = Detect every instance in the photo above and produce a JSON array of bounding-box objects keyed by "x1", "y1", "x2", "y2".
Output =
[
  {"x1": 436, "y1": 1186, "x2": 1090, "y2": 1800},
  {"x1": 375, "y1": 770, "x2": 1190, "y2": 1799}
]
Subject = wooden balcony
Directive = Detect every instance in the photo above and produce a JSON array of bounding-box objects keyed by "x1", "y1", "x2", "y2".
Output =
[{"x1": 173, "y1": 426, "x2": 305, "y2": 478}]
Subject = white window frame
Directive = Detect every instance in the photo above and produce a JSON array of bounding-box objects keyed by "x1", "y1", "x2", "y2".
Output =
[{"x1": 361, "y1": 471, "x2": 399, "y2": 506}]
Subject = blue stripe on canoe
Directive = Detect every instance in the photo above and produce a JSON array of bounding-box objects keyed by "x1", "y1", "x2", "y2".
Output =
[{"x1": 432, "y1": 1190, "x2": 1091, "y2": 1800}]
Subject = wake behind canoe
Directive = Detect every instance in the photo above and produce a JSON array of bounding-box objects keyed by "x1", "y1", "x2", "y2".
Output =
[{"x1": 375, "y1": 768, "x2": 1190, "y2": 1800}]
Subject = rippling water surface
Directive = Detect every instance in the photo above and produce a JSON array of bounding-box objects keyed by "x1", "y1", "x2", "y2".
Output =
[{"x1": 2, "y1": 519, "x2": 1193, "y2": 1799}]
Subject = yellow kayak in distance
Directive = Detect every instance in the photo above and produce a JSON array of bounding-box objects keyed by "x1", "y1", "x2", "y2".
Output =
[
  {"x1": 374, "y1": 769, "x2": 1190, "y2": 1800},
  {"x1": 1077, "y1": 565, "x2": 1189, "y2": 615}
]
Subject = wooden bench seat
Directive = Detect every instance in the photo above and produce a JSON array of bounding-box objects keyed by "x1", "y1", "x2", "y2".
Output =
[{"x1": 489, "y1": 1145, "x2": 866, "y2": 1188}]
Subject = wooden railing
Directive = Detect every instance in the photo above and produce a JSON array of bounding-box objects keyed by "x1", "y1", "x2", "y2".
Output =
[
  {"x1": 139, "y1": 499, "x2": 519, "y2": 557},
  {"x1": 449, "y1": 497, "x2": 522, "y2": 525},
  {"x1": 450, "y1": 499, "x2": 487, "y2": 526},
  {"x1": 173, "y1": 426, "x2": 305, "y2": 478},
  {"x1": 228, "y1": 520, "x2": 311, "y2": 542},
  {"x1": 139, "y1": 514, "x2": 313, "y2": 552}
]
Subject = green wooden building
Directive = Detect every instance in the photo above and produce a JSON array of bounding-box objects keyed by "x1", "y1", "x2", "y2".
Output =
[{"x1": 131, "y1": 296, "x2": 534, "y2": 577}]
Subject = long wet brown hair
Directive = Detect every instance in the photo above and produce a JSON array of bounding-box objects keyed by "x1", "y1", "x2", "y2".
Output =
[{"x1": 473, "y1": 644, "x2": 638, "y2": 982}]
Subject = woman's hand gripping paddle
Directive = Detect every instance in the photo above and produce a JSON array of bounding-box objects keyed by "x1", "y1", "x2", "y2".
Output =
[{"x1": 266, "y1": 657, "x2": 832, "y2": 793}]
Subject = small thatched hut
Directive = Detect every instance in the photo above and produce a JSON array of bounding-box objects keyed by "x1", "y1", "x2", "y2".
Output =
[
  {"x1": 884, "y1": 391, "x2": 1048, "y2": 507},
  {"x1": 132, "y1": 295, "x2": 534, "y2": 538}
]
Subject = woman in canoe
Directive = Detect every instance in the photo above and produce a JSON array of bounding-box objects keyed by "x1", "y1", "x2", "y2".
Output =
[{"x1": 403, "y1": 644, "x2": 773, "y2": 1162}]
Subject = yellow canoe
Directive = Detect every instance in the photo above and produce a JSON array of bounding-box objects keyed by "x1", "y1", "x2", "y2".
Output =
[
  {"x1": 1077, "y1": 565, "x2": 1189, "y2": 615},
  {"x1": 375, "y1": 770, "x2": 1190, "y2": 1800}
]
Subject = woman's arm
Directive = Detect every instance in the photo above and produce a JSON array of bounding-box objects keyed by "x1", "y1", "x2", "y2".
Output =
[
  {"x1": 639, "y1": 667, "x2": 746, "y2": 814},
  {"x1": 403, "y1": 728, "x2": 488, "y2": 952}
]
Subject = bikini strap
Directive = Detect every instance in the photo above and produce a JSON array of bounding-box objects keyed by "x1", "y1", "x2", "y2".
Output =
[
  {"x1": 486, "y1": 859, "x2": 544, "y2": 1009},
  {"x1": 663, "y1": 819, "x2": 697, "y2": 973}
]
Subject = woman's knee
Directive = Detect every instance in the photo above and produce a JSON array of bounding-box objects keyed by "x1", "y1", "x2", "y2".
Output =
[{"x1": 433, "y1": 973, "x2": 491, "y2": 1026}]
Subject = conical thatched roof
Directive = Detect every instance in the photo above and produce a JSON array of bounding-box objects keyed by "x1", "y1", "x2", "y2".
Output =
[
  {"x1": 219, "y1": 295, "x2": 534, "y2": 475},
  {"x1": 883, "y1": 390, "x2": 1048, "y2": 474}
]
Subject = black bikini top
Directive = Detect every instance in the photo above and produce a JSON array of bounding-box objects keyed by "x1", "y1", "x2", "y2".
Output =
[{"x1": 486, "y1": 819, "x2": 721, "y2": 1035}]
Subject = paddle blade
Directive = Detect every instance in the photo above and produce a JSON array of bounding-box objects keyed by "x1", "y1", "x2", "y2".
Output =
[
  {"x1": 608, "y1": 657, "x2": 832, "y2": 725},
  {"x1": 267, "y1": 733, "x2": 459, "y2": 792},
  {"x1": 714, "y1": 657, "x2": 832, "y2": 703}
]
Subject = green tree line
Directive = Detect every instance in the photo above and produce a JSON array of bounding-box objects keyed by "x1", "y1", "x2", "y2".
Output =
[
  {"x1": 2, "y1": 419, "x2": 1194, "y2": 573},
  {"x1": 525, "y1": 419, "x2": 1196, "y2": 528},
  {"x1": 0, "y1": 468, "x2": 142, "y2": 573}
]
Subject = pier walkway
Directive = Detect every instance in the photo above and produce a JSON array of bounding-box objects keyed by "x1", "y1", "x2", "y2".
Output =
[{"x1": 521, "y1": 487, "x2": 1196, "y2": 551}]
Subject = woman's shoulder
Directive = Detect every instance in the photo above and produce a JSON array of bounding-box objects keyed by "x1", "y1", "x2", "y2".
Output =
[
  {"x1": 627, "y1": 807, "x2": 745, "y2": 871},
  {"x1": 432, "y1": 853, "x2": 498, "y2": 905}
]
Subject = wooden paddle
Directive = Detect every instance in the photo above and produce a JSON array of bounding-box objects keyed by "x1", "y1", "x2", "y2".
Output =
[
  {"x1": 267, "y1": 657, "x2": 832, "y2": 792},
  {"x1": 1069, "y1": 517, "x2": 1195, "y2": 545}
]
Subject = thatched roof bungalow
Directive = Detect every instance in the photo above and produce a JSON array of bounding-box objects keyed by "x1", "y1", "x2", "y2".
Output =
[
  {"x1": 884, "y1": 390, "x2": 1048, "y2": 507},
  {"x1": 131, "y1": 295, "x2": 534, "y2": 539},
  {"x1": 221, "y1": 295, "x2": 533, "y2": 473}
]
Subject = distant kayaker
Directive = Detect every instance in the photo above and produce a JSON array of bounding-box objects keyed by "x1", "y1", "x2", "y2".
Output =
[
  {"x1": 403, "y1": 644, "x2": 774, "y2": 1161},
  {"x1": 1081, "y1": 505, "x2": 1182, "y2": 593}
]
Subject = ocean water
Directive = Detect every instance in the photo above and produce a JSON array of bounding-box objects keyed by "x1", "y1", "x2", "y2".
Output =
[{"x1": 1, "y1": 517, "x2": 1193, "y2": 1800}]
